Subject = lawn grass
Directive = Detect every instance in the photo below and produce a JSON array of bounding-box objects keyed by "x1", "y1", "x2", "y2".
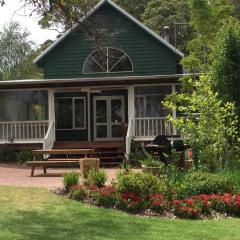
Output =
[{"x1": 0, "y1": 186, "x2": 240, "y2": 240}]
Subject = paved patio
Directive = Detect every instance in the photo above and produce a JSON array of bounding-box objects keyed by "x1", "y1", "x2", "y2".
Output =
[{"x1": 0, "y1": 164, "x2": 132, "y2": 189}]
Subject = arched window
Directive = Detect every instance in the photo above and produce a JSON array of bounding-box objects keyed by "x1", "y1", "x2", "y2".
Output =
[{"x1": 83, "y1": 47, "x2": 133, "y2": 73}]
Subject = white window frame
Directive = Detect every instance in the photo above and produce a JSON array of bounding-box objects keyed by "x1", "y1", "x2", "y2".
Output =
[
  {"x1": 82, "y1": 47, "x2": 134, "y2": 74},
  {"x1": 55, "y1": 97, "x2": 86, "y2": 130}
]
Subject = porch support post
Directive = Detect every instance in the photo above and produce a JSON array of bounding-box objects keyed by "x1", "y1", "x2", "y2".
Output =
[
  {"x1": 87, "y1": 92, "x2": 91, "y2": 141},
  {"x1": 172, "y1": 85, "x2": 177, "y2": 135},
  {"x1": 126, "y1": 85, "x2": 135, "y2": 159},
  {"x1": 128, "y1": 86, "x2": 135, "y2": 123},
  {"x1": 48, "y1": 89, "x2": 55, "y2": 141}
]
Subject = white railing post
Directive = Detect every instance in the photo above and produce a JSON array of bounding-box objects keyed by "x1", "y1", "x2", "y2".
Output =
[{"x1": 43, "y1": 121, "x2": 55, "y2": 150}]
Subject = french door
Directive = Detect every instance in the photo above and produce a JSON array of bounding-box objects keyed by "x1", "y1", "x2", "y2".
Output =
[{"x1": 94, "y1": 96, "x2": 125, "y2": 141}]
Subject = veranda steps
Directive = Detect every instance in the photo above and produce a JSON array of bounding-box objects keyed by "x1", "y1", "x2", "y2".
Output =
[{"x1": 53, "y1": 141, "x2": 125, "y2": 166}]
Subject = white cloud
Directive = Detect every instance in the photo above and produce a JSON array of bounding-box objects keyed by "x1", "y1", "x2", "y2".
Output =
[{"x1": 0, "y1": 0, "x2": 58, "y2": 45}]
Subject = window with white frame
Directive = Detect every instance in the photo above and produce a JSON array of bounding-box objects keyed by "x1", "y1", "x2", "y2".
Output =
[
  {"x1": 83, "y1": 47, "x2": 133, "y2": 73},
  {"x1": 55, "y1": 97, "x2": 86, "y2": 130},
  {"x1": 134, "y1": 86, "x2": 173, "y2": 118}
]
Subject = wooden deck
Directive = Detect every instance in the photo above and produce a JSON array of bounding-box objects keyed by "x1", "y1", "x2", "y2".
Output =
[{"x1": 54, "y1": 141, "x2": 125, "y2": 166}]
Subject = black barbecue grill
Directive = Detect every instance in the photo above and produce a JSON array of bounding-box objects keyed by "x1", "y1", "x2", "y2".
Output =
[{"x1": 145, "y1": 135, "x2": 188, "y2": 166}]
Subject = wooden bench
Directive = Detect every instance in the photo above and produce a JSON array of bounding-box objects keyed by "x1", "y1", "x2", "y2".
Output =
[
  {"x1": 27, "y1": 148, "x2": 95, "y2": 177},
  {"x1": 27, "y1": 159, "x2": 81, "y2": 177}
]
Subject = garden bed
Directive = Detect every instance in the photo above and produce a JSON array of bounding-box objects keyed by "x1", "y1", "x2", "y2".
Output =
[{"x1": 60, "y1": 170, "x2": 240, "y2": 220}]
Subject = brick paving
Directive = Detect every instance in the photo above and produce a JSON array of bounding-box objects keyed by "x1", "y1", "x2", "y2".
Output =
[{"x1": 0, "y1": 164, "x2": 140, "y2": 189}]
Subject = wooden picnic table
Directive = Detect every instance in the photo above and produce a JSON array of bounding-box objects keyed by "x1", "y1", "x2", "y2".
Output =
[
  {"x1": 32, "y1": 149, "x2": 94, "y2": 155},
  {"x1": 32, "y1": 149, "x2": 94, "y2": 157},
  {"x1": 27, "y1": 148, "x2": 96, "y2": 177}
]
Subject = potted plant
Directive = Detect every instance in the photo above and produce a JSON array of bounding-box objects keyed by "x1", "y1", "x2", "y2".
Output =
[
  {"x1": 141, "y1": 157, "x2": 165, "y2": 177},
  {"x1": 184, "y1": 149, "x2": 193, "y2": 171}
]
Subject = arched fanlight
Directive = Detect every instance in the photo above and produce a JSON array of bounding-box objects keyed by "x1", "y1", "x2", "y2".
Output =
[{"x1": 83, "y1": 47, "x2": 133, "y2": 73}]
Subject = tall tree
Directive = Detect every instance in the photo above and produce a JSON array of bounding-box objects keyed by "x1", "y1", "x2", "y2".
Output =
[
  {"x1": 211, "y1": 17, "x2": 240, "y2": 117},
  {"x1": 182, "y1": 0, "x2": 234, "y2": 73},
  {"x1": 114, "y1": 0, "x2": 149, "y2": 20},
  {"x1": 0, "y1": 22, "x2": 42, "y2": 80},
  {"x1": 142, "y1": 0, "x2": 192, "y2": 52}
]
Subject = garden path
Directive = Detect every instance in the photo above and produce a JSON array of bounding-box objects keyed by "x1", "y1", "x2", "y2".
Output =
[{"x1": 0, "y1": 164, "x2": 140, "y2": 188}]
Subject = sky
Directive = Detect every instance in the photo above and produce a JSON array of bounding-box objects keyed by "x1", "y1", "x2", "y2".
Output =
[{"x1": 0, "y1": 0, "x2": 58, "y2": 46}]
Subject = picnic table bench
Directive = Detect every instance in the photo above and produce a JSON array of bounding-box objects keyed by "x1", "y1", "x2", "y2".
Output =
[{"x1": 26, "y1": 149, "x2": 95, "y2": 177}]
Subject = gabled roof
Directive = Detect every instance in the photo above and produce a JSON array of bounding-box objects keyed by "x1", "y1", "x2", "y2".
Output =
[{"x1": 34, "y1": 0, "x2": 184, "y2": 64}]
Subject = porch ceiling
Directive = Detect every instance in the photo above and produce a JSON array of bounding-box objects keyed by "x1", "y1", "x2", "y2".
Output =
[{"x1": 0, "y1": 74, "x2": 199, "y2": 90}]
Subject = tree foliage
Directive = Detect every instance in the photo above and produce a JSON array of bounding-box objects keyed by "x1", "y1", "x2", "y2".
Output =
[
  {"x1": 163, "y1": 76, "x2": 239, "y2": 172},
  {"x1": 142, "y1": 0, "x2": 192, "y2": 52},
  {"x1": 0, "y1": 22, "x2": 42, "y2": 80},
  {"x1": 211, "y1": 17, "x2": 240, "y2": 117},
  {"x1": 183, "y1": 0, "x2": 234, "y2": 73},
  {"x1": 114, "y1": 0, "x2": 149, "y2": 20}
]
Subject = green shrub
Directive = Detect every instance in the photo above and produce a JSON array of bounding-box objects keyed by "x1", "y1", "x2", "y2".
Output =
[
  {"x1": 182, "y1": 172, "x2": 233, "y2": 197},
  {"x1": 141, "y1": 157, "x2": 165, "y2": 168},
  {"x1": 17, "y1": 149, "x2": 33, "y2": 164},
  {"x1": 218, "y1": 170, "x2": 240, "y2": 193},
  {"x1": 63, "y1": 172, "x2": 79, "y2": 192},
  {"x1": 69, "y1": 185, "x2": 87, "y2": 201},
  {"x1": 86, "y1": 169, "x2": 107, "y2": 188},
  {"x1": 0, "y1": 145, "x2": 16, "y2": 162},
  {"x1": 116, "y1": 172, "x2": 165, "y2": 199}
]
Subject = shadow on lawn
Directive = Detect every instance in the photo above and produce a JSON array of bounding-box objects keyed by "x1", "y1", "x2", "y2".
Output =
[{"x1": 1, "y1": 203, "x2": 151, "y2": 240}]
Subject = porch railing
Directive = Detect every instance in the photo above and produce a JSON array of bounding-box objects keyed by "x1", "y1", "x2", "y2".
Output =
[
  {"x1": 126, "y1": 117, "x2": 177, "y2": 159},
  {"x1": 0, "y1": 121, "x2": 49, "y2": 142},
  {"x1": 134, "y1": 117, "x2": 176, "y2": 138}
]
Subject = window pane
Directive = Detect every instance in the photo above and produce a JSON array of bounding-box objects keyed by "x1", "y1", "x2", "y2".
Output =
[
  {"x1": 83, "y1": 57, "x2": 105, "y2": 73},
  {"x1": 108, "y1": 48, "x2": 124, "y2": 71},
  {"x1": 135, "y1": 96, "x2": 145, "y2": 118},
  {"x1": 0, "y1": 90, "x2": 48, "y2": 121},
  {"x1": 96, "y1": 100, "x2": 107, "y2": 123},
  {"x1": 112, "y1": 125, "x2": 122, "y2": 138},
  {"x1": 146, "y1": 95, "x2": 169, "y2": 117},
  {"x1": 110, "y1": 55, "x2": 132, "y2": 72},
  {"x1": 135, "y1": 86, "x2": 172, "y2": 95},
  {"x1": 55, "y1": 98, "x2": 72, "y2": 129},
  {"x1": 111, "y1": 99, "x2": 123, "y2": 123},
  {"x1": 96, "y1": 125, "x2": 107, "y2": 138},
  {"x1": 75, "y1": 99, "x2": 85, "y2": 128},
  {"x1": 91, "y1": 48, "x2": 107, "y2": 70}
]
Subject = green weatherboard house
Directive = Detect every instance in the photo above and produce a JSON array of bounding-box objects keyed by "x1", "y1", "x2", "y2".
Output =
[{"x1": 0, "y1": 0, "x2": 186, "y2": 163}]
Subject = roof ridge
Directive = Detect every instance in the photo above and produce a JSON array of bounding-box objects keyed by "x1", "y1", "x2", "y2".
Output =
[{"x1": 34, "y1": 0, "x2": 183, "y2": 64}]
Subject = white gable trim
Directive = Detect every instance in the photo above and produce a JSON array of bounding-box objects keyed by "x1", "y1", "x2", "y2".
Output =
[{"x1": 34, "y1": 0, "x2": 184, "y2": 64}]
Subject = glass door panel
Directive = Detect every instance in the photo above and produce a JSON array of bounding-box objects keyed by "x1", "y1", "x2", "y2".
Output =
[
  {"x1": 111, "y1": 98, "x2": 123, "y2": 138},
  {"x1": 95, "y1": 99, "x2": 108, "y2": 139},
  {"x1": 94, "y1": 96, "x2": 125, "y2": 140}
]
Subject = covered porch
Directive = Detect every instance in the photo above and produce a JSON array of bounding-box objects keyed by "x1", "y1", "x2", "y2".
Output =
[{"x1": 0, "y1": 77, "x2": 180, "y2": 160}]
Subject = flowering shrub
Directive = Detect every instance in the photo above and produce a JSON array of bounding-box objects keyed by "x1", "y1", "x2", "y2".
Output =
[
  {"x1": 149, "y1": 194, "x2": 166, "y2": 213},
  {"x1": 116, "y1": 172, "x2": 165, "y2": 199},
  {"x1": 117, "y1": 191, "x2": 146, "y2": 213},
  {"x1": 91, "y1": 186, "x2": 118, "y2": 208},
  {"x1": 69, "y1": 185, "x2": 87, "y2": 201},
  {"x1": 192, "y1": 193, "x2": 240, "y2": 216},
  {"x1": 172, "y1": 198, "x2": 201, "y2": 219}
]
